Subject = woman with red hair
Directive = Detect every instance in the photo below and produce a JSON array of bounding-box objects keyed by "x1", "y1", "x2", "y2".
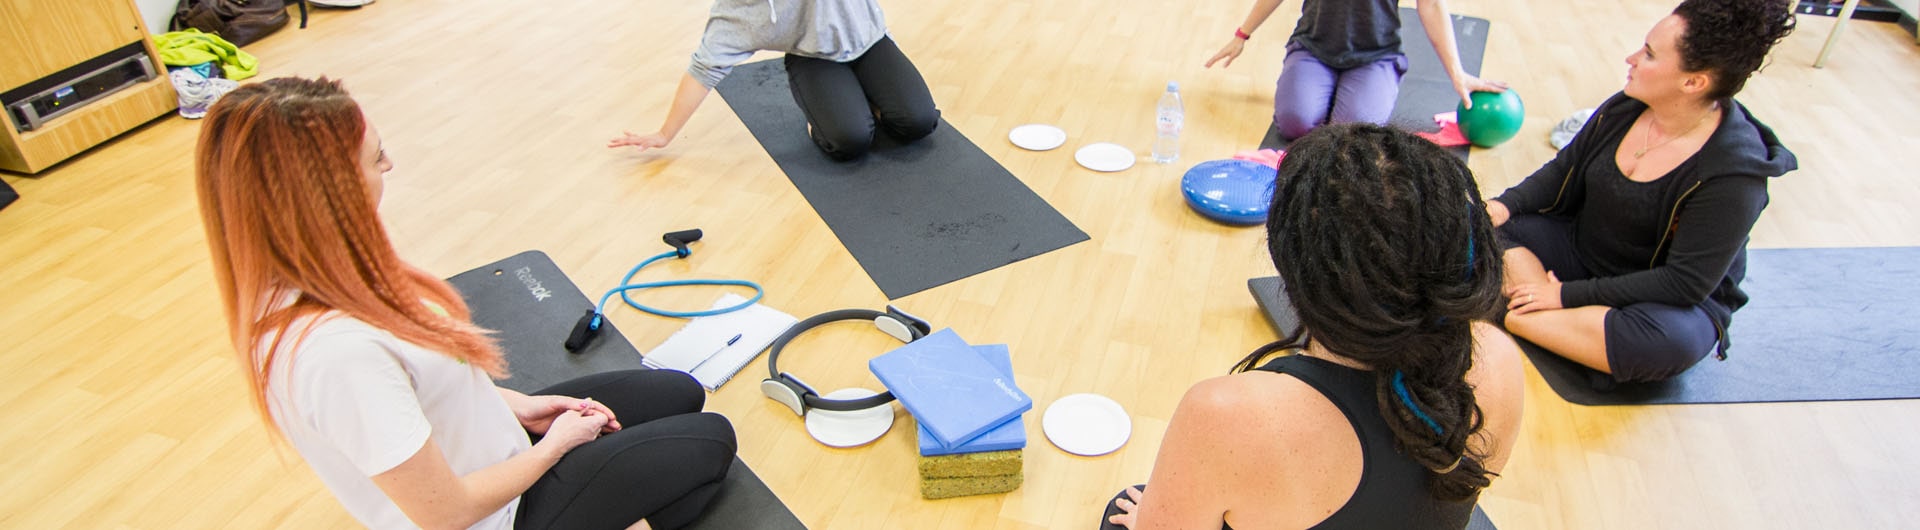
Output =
[{"x1": 196, "y1": 77, "x2": 737, "y2": 530}]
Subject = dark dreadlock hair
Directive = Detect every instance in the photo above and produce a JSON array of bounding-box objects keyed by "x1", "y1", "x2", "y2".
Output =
[
  {"x1": 1672, "y1": 0, "x2": 1796, "y2": 102},
  {"x1": 1232, "y1": 123, "x2": 1506, "y2": 501}
]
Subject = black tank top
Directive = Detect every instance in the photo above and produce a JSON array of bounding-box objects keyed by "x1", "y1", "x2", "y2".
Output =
[
  {"x1": 1574, "y1": 131, "x2": 1673, "y2": 278},
  {"x1": 1225, "y1": 355, "x2": 1477, "y2": 530}
]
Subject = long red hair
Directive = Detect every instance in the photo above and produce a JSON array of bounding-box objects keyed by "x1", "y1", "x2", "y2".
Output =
[{"x1": 194, "y1": 77, "x2": 505, "y2": 430}]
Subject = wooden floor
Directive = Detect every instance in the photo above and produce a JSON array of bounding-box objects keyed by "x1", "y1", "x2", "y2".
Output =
[{"x1": 3, "y1": 0, "x2": 1918, "y2": 528}]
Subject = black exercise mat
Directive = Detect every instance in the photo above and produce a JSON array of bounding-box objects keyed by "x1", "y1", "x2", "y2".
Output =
[
  {"x1": 684, "y1": 457, "x2": 809, "y2": 530},
  {"x1": 448, "y1": 252, "x2": 809, "y2": 529},
  {"x1": 1259, "y1": 7, "x2": 1488, "y2": 162},
  {"x1": 0, "y1": 178, "x2": 17, "y2": 211},
  {"x1": 1520, "y1": 247, "x2": 1920, "y2": 405},
  {"x1": 1249, "y1": 276, "x2": 1303, "y2": 339},
  {"x1": 715, "y1": 59, "x2": 1089, "y2": 299},
  {"x1": 447, "y1": 250, "x2": 644, "y2": 394}
]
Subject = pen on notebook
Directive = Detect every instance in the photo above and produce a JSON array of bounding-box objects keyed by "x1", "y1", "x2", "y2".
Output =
[{"x1": 685, "y1": 333, "x2": 745, "y2": 377}]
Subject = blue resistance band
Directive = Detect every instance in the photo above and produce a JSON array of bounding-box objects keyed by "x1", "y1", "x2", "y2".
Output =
[
  {"x1": 1464, "y1": 201, "x2": 1478, "y2": 281},
  {"x1": 1391, "y1": 370, "x2": 1445, "y2": 436},
  {"x1": 589, "y1": 251, "x2": 763, "y2": 330}
]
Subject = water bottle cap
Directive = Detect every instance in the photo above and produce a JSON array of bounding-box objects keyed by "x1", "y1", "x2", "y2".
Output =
[{"x1": 1167, "y1": 81, "x2": 1180, "y2": 92}]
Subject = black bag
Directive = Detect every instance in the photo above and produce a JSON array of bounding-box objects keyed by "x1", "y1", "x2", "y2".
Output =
[{"x1": 171, "y1": 0, "x2": 309, "y2": 47}]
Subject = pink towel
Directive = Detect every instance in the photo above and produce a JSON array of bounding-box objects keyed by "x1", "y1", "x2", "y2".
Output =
[
  {"x1": 1416, "y1": 111, "x2": 1470, "y2": 147},
  {"x1": 1232, "y1": 148, "x2": 1286, "y2": 169}
]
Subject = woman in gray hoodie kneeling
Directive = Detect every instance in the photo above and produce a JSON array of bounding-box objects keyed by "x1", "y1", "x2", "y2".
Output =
[{"x1": 610, "y1": 0, "x2": 939, "y2": 161}]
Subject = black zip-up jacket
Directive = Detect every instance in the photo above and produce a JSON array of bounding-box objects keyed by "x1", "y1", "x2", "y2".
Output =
[{"x1": 1494, "y1": 92, "x2": 1797, "y2": 356}]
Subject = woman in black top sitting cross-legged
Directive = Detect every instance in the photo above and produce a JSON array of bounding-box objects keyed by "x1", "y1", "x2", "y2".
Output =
[{"x1": 1492, "y1": 0, "x2": 1797, "y2": 386}]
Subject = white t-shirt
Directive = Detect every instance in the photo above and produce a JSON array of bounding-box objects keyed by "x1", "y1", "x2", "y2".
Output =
[{"x1": 264, "y1": 314, "x2": 530, "y2": 529}]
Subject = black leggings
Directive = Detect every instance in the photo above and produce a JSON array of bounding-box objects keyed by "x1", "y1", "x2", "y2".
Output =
[
  {"x1": 784, "y1": 36, "x2": 940, "y2": 160},
  {"x1": 1498, "y1": 214, "x2": 1721, "y2": 383},
  {"x1": 514, "y1": 370, "x2": 736, "y2": 530}
]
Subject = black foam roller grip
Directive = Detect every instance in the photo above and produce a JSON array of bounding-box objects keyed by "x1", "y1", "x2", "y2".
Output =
[
  {"x1": 564, "y1": 310, "x2": 600, "y2": 353},
  {"x1": 663, "y1": 229, "x2": 703, "y2": 258}
]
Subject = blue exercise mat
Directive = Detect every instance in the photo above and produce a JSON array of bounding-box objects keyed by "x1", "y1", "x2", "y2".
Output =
[
  {"x1": 1254, "y1": 248, "x2": 1920, "y2": 405},
  {"x1": 715, "y1": 59, "x2": 1089, "y2": 300},
  {"x1": 1519, "y1": 247, "x2": 1920, "y2": 405},
  {"x1": 1259, "y1": 7, "x2": 1486, "y2": 163}
]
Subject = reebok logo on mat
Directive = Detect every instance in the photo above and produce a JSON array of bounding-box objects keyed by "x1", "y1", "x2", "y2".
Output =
[{"x1": 514, "y1": 267, "x2": 553, "y2": 301}]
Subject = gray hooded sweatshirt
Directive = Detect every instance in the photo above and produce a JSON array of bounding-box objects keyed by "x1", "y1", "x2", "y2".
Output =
[{"x1": 688, "y1": 0, "x2": 889, "y2": 88}]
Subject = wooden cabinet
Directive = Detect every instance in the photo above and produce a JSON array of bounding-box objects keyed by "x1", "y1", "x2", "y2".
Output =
[{"x1": 0, "y1": 0, "x2": 177, "y2": 174}]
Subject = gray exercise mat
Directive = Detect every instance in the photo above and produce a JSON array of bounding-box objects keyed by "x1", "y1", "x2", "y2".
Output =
[
  {"x1": 685, "y1": 457, "x2": 810, "y2": 530},
  {"x1": 447, "y1": 251, "x2": 808, "y2": 529},
  {"x1": 715, "y1": 59, "x2": 1089, "y2": 299},
  {"x1": 1251, "y1": 248, "x2": 1920, "y2": 406},
  {"x1": 1519, "y1": 247, "x2": 1920, "y2": 405},
  {"x1": 447, "y1": 250, "x2": 645, "y2": 394},
  {"x1": 1259, "y1": 7, "x2": 1487, "y2": 162},
  {"x1": 1468, "y1": 504, "x2": 1497, "y2": 530}
]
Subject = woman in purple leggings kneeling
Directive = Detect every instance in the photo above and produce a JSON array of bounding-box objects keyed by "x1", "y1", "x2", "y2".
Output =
[{"x1": 1207, "y1": 0, "x2": 1506, "y2": 140}]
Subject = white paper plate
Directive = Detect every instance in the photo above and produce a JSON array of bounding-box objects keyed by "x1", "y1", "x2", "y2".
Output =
[
  {"x1": 1075, "y1": 143, "x2": 1136, "y2": 172},
  {"x1": 804, "y1": 388, "x2": 894, "y2": 448},
  {"x1": 1042, "y1": 393, "x2": 1131, "y2": 456},
  {"x1": 1009, "y1": 124, "x2": 1067, "y2": 151}
]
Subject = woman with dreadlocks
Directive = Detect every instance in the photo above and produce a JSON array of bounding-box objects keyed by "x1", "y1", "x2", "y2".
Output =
[{"x1": 1100, "y1": 123, "x2": 1524, "y2": 529}]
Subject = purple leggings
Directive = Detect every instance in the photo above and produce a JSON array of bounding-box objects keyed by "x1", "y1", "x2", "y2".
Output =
[{"x1": 1273, "y1": 46, "x2": 1409, "y2": 140}]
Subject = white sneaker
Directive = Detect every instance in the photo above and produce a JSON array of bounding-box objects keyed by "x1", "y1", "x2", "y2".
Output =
[
  {"x1": 170, "y1": 69, "x2": 239, "y2": 119},
  {"x1": 1548, "y1": 108, "x2": 1596, "y2": 150}
]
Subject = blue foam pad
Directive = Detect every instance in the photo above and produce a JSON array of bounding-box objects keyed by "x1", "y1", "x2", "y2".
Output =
[
  {"x1": 917, "y1": 344, "x2": 1026, "y2": 456},
  {"x1": 1181, "y1": 159, "x2": 1275, "y2": 226}
]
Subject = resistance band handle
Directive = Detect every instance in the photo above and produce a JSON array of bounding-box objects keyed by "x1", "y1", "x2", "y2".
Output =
[
  {"x1": 565, "y1": 309, "x2": 601, "y2": 353},
  {"x1": 663, "y1": 229, "x2": 703, "y2": 258}
]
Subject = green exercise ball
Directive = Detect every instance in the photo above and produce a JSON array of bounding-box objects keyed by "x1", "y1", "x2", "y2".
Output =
[{"x1": 1457, "y1": 90, "x2": 1525, "y2": 148}]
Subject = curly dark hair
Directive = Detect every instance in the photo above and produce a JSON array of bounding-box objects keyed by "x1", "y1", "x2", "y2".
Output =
[
  {"x1": 1673, "y1": 0, "x2": 1797, "y2": 101},
  {"x1": 1232, "y1": 123, "x2": 1506, "y2": 501}
]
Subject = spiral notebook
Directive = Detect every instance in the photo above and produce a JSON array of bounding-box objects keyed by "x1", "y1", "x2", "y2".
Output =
[{"x1": 643, "y1": 293, "x2": 798, "y2": 391}]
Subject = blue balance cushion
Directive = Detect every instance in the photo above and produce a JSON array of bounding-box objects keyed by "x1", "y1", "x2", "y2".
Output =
[{"x1": 1181, "y1": 159, "x2": 1275, "y2": 226}]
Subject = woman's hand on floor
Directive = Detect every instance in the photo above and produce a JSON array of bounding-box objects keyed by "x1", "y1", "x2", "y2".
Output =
[
  {"x1": 609, "y1": 130, "x2": 671, "y2": 151},
  {"x1": 1206, "y1": 38, "x2": 1247, "y2": 68},
  {"x1": 1108, "y1": 486, "x2": 1145, "y2": 528}
]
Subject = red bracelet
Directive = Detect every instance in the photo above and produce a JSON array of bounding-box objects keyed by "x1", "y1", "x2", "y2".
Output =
[{"x1": 1234, "y1": 28, "x2": 1252, "y2": 40}]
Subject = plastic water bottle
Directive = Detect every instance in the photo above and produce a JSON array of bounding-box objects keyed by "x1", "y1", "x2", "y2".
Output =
[{"x1": 1153, "y1": 81, "x2": 1183, "y2": 164}]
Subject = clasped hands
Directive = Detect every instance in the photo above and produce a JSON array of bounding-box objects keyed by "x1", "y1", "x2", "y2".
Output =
[{"x1": 1506, "y1": 271, "x2": 1564, "y2": 315}]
